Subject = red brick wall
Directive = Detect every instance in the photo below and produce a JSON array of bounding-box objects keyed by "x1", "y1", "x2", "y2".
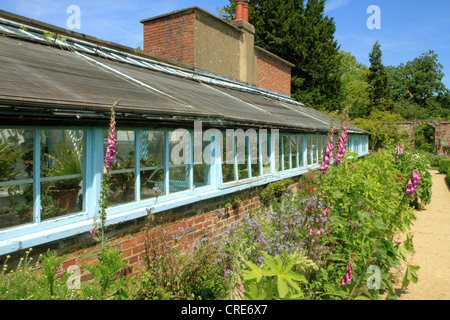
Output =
[
  {"x1": 256, "y1": 49, "x2": 292, "y2": 96},
  {"x1": 2, "y1": 187, "x2": 263, "y2": 282},
  {"x1": 143, "y1": 11, "x2": 195, "y2": 66}
]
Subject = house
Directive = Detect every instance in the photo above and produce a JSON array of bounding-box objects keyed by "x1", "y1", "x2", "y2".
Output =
[{"x1": 0, "y1": 4, "x2": 369, "y2": 276}]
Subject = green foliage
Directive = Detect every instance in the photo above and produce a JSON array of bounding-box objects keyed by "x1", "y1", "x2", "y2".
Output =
[
  {"x1": 414, "y1": 125, "x2": 435, "y2": 153},
  {"x1": 296, "y1": 170, "x2": 318, "y2": 199},
  {"x1": 45, "y1": 134, "x2": 82, "y2": 190},
  {"x1": 0, "y1": 133, "x2": 24, "y2": 184},
  {"x1": 243, "y1": 249, "x2": 316, "y2": 299},
  {"x1": 39, "y1": 249, "x2": 66, "y2": 296},
  {"x1": 446, "y1": 169, "x2": 450, "y2": 183},
  {"x1": 259, "y1": 179, "x2": 293, "y2": 205},
  {"x1": 351, "y1": 111, "x2": 409, "y2": 151},
  {"x1": 438, "y1": 158, "x2": 450, "y2": 173},
  {"x1": 133, "y1": 236, "x2": 230, "y2": 300},
  {"x1": 388, "y1": 50, "x2": 449, "y2": 119},
  {"x1": 0, "y1": 249, "x2": 72, "y2": 300},
  {"x1": 82, "y1": 246, "x2": 128, "y2": 299},
  {"x1": 366, "y1": 41, "x2": 392, "y2": 114}
]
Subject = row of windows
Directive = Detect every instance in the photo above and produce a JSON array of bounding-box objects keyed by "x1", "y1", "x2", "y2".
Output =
[{"x1": 0, "y1": 127, "x2": 368, "y2": 233}]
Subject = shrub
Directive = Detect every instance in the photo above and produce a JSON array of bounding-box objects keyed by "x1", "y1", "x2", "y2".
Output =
[
  {"x1": 438, "y1": 158, "x2": 450, "y2": 174},
  {"x1": 259, "y1": 179, "x2": 293, "y2": 205}
]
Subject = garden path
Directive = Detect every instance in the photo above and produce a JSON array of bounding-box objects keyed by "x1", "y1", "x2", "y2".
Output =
[{"x1": 394, "y1": 170, "x2": 450, "y2": 300}]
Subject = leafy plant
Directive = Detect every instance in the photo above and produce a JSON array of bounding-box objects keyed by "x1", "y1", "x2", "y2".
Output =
[
  {"x1": 45, "y1": 134, "x2": 82, "y2": 191},
  {"x1": 438, "y1": 158, "x2": 450, "y2": 174},
  {"x1": 259, "y1": 179, "x2": 293, "y2": 205},
  {"x1": 243, "y1": 249, "x2": 316, "y2": 299},
  {"x1": 37, "y1": 249, "x2": 66, "y2": 296},
  {"x1": 82, "y1": 246, "x2": 128, "y2": 299}
]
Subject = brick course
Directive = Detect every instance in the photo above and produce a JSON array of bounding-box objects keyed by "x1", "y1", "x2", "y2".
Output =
[
  {"x1": 1, "y1": 185, "x2": 269, "y2": 282},
  {"x1": 256, "y1": 49, "x2": 292, "y2": 96},
  {"x1": 143, "y1": 11, "x2": 195, "y2": 66}
]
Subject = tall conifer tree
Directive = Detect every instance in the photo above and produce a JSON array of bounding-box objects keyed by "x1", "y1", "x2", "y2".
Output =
[{"x1": 366, "y1": 41, "x2": 392, "y2": 114}]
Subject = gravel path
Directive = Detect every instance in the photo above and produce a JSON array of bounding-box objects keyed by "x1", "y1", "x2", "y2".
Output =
[{"x1": 395, "y1": 170, "x2": 450, "y2": 300}]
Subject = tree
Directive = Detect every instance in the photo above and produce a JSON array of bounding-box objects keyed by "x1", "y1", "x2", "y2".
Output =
[
  {"x1": 366, "y1": 41, "x2": 392, "y2": 114},
  {"x1": 339, "y1": 51, "x2": 370, "y2": 118},
  {"x1": 219, "y1": 0, "x2": 343, "y2": 112},
  {"x1": 388, "y1": 50, "x2": 449, "y2": 119}
]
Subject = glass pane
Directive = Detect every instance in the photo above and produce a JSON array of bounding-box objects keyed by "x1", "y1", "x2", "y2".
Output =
[
  {"x1": 291, "y1": 136, "x2": 298, "y2": 168},
  {"x1": 312, "y1": 136, "x2": 317, "y2": 164},
  {"x1": 194, "y1": 134, "x2": 211, "y2": 188},
  {"x1": 106, "y1": 130, "x2": 135, "y2": 207},
  {"x1": 41, "y1": 129, "x2": 84, "y2": 219},
  {"x1": 169, "y1": 130, "x2": 190, "y2": 193},
  {"x1": 298, "y1": 136, "x2": 304, "y2": 167},
  {"x1": 275, "y1": 136, "x2": 282, "y2": 172},
  {"x1": 222, "y1": 133, "x2": 235, "y2": 183},
  {"x1": 262, "y1": 133, "x2": 271, "y2": 175},
  {"x1": 236, "y1": 136, "x2": 248, "y2": 180},
  {"x1": 169, "y1": 165, "x2": 190, "y2": 193},
  {"x1": 307, "y1": 136, "x2": 312, "y2": 165},
  {"x1": 0, "y1": 129, "x2": 34, "y2": 229},
  {"x1": 250, "y1": 133, "x2": 260, "y2": 177},
  {"x1": 140, "y1": 131, "x2": 165, "y2": 200},
  {"x1": 283, "y1": 136, "x2": 290, "y2": 170}
]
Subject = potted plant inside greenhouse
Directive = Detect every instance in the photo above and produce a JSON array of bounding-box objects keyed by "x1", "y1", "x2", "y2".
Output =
[{"x1": 44, "y1": 136, "x2": 82, "y2": 215}]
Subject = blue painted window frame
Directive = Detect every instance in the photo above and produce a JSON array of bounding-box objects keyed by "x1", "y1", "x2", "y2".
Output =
[{"x1": 0, "y1": 125, "x2": 370, "y2": 255}]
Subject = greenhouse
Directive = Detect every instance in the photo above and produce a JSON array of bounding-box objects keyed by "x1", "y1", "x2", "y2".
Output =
[{"x1": 0, "y1": 8, "x2": 369, "y2": 257}]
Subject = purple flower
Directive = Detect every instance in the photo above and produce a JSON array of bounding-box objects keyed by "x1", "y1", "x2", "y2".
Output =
[{"x1": 90, "y1": 227, "x2": 98, "y2": 237}]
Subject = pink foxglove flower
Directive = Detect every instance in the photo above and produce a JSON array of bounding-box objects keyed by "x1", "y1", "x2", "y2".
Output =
[
  {"x1": 104, "y1": 108, "x2": 117, "y2": 173},
  {"x1": 341, "y1": 262, "x2": 353, "y2": 286},
  {"x1": 320, "y1": 132, "x2": 334, "y2": 173},
  {"x1": 335, "y1": 117, "x2": 348, "y2": 165},
  {"x1": 406, "y1": 170, "x2": 421, "y2": 195},
  {"x1": 90, "y1": 227, "x2": 98, "y2": 237},
  {"x1": 395, "y1": 143, "x2": 404, "y2": 158}
]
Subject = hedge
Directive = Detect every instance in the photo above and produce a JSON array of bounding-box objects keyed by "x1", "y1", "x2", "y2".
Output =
[{"x1": 438, "y1": 158, "x2": 450, "y2": 174}]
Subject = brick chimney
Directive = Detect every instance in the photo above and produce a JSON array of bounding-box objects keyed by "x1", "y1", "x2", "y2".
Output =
[
  {"x1": 140, "y1": 6, "x2": 293, "y2": 96},
  {"x1": 229, "y1": 1, "x2": 256, "y2": 84},
  {"x1": 243, "y1": 2, "x2": 249, "y2": 22},
  {"x1": 236, "y1": 0, "x2": 244, "y2": 20}
]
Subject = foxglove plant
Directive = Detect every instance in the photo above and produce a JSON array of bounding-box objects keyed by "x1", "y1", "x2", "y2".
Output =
[
  {"x1": 395, "y1": 143, "x2": 404, "y2": 158},
  {"x1": 320, "y1": 118, "x2": 335, "y2": 173},
  {"x1": 92, "y1": 99, "x2": 121, "y2": 247},
  {"x1": 335, "y1": 115, "x2": 348, "y2": 165},
  {"x1": 406, "y1": 170, "x2": 421, "y2": 195}
]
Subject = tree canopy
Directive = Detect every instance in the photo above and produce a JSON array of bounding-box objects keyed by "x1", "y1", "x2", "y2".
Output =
[{"x1": 219, "y1": 1, "x2": 449, "y2": 121}]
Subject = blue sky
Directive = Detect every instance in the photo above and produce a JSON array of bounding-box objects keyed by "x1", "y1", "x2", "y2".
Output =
[{"x1": 1, "y1": 0, "x2": 450, "y2": 89}]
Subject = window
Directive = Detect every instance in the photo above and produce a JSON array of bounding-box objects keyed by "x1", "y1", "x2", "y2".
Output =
[
  {"x1": 41, "y1": 129, "x2": 85, "y2": 219},
  {"x1": 169, "y1": 129, "x2": 191, "y2": 194},
  {"x1": 1, "y1": 124, "x2": 369, "y2": 254},
  {"x1": 0, "y1": 129, "x2": 34, "y2": 229},
  {"x1": 140, "y1": 130, "x2": 165, "y2": 199},
  {"x1": 105, "y1": 130, "x2": 135, "y2": 207}
]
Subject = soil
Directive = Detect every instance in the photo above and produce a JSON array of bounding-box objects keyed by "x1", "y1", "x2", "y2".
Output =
[{"x1": 391, "y1": 170, "x2": 450, "y2": 300}]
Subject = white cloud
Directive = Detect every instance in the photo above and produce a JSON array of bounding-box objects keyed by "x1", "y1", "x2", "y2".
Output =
[{"x1": 324, "y1": 0, "x2": 351, "y2": 14}]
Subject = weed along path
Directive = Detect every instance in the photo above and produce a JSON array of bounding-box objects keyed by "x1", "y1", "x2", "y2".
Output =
[{"x1": 395, "y1": 170, "x2": 450, "y2": 300}]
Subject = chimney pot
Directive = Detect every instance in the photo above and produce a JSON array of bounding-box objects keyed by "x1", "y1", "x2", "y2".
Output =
[
  {"x1": 243, "y1": 3, "x2": 249, "y2": 22},
  {"x1": 236, "y1": 0, "x2": 244, "y2": 20}
]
